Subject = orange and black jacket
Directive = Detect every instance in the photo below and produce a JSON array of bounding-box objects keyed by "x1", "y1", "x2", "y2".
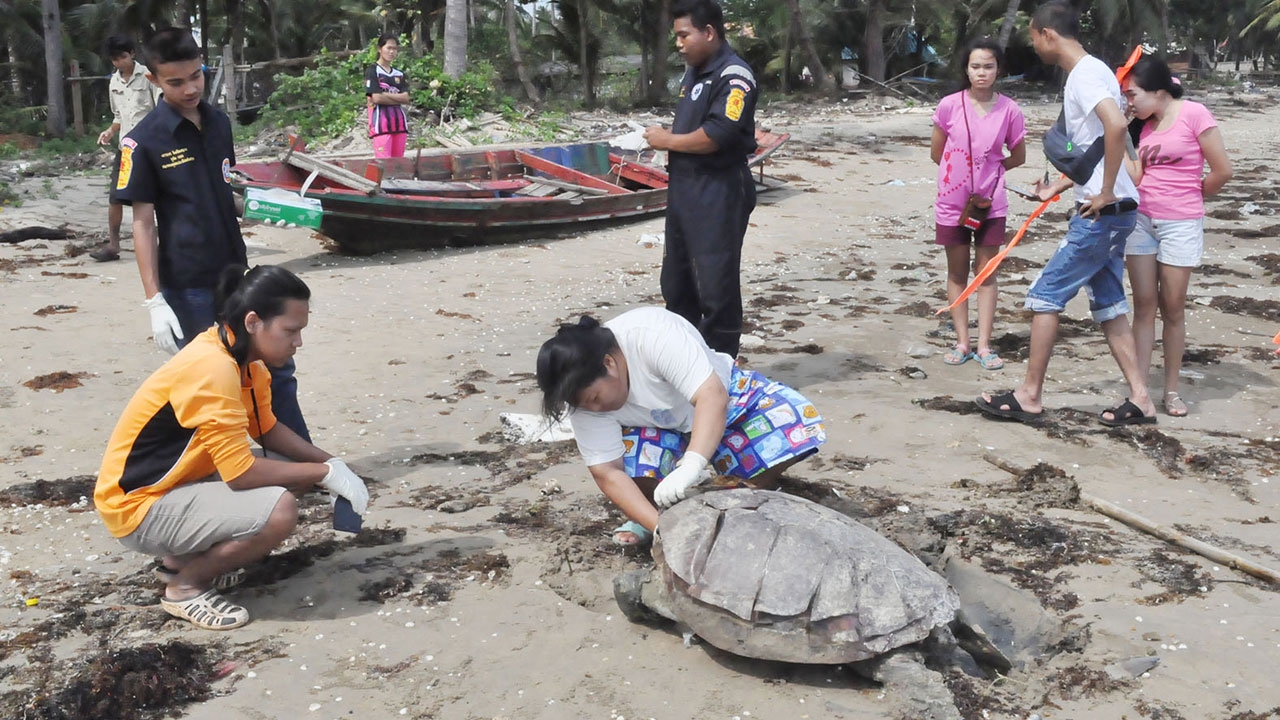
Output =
[{"x1": 94, "y1": 327, "x2": 277, "y2": 537}]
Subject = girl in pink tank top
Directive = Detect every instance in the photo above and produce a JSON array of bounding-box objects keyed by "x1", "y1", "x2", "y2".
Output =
[{"x1": 1122, "y1": 57, "x2": 1232, "y2": 417}]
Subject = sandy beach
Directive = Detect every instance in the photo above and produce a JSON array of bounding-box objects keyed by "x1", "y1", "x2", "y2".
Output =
[{"x1": 1, "y1": 87, "x2": 1278, "y2": 719}]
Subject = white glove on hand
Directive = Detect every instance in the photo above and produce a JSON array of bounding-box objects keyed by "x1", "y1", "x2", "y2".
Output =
[
  {"x1": 654, "y1": 451, "x2": 710, "y2": 509},
  {"x1": 320, "y1": 458, "x2": 369, "y2": 516},
  {"x1": 143, "y1": 294, "x2": 184, "y2": 355}
]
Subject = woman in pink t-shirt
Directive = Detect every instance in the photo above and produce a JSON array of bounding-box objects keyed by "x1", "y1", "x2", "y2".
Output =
[
  {"x1": 1122, "y1": 57, "x2": 1232, "y2": 417},
  {"x1": 931, "y1": 38, "x2": 1027, "y2": 370}
]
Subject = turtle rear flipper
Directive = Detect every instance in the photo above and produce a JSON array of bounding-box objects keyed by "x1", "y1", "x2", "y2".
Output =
[{"x1": 950, "y1": 613, "x2": 1014, "y2": 675}]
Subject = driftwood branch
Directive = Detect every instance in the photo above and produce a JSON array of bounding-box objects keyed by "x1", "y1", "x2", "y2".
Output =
[{"x1": 981, "y1": 454, "x2": 1280, "y2": 584}]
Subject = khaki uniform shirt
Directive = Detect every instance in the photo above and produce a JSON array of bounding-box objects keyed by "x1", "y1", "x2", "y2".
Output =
[{"x1": 110, "y1": 62, "x2": 158, "y2": 145}]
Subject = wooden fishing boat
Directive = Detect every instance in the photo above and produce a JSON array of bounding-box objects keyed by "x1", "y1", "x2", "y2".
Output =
[{"x1": 233, "y1": 130, "x2": 789, "y2": 255}]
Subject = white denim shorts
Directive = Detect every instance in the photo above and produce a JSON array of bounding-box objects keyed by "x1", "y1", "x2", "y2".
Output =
[{"x1": 1124, "y1": 214, "x2": 1204, "y2": 267}]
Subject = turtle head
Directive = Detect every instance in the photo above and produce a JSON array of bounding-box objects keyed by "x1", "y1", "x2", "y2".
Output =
[{"x1": 613, "y1": 568, "x2": 677, "y2": 624}]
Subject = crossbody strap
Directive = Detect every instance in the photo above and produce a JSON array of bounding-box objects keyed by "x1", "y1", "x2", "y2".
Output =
[{"x1": 961, "y1": 92, "x2": 1003, "y2": 197}]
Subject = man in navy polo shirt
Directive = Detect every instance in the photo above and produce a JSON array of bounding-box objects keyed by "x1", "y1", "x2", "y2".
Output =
[
  {"x1": 644, "y1": 0, "x2": 758, "y2": 358},
  {"x1": 115, "y1": 27, "x2": 310, "y2": 440}
]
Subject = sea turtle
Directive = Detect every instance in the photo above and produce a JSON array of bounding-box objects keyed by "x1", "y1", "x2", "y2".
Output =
[{"x1": 613, "y1": 489, "x2": 1002, "y2": 719}]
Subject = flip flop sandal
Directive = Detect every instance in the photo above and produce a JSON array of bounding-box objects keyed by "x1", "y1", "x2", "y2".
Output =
[
  {"x1": 1163, "y1": 392, "x2": 1188, "y2": 417},
  {"x1": 611, "y1": 520, "x2": 653, "y2": 547},
  {"x1": 943, "y1": 345, "x2": 972, "y2": 365},
  {"x1": 974, "y1": 350, "x2": 1005, "y2": 370},
  {"x1": 1100, "y1": 399, "x2": 1157, "y2": 427},
  {"x1": 160, "y1": 588, "x2": 250, "y2": 630},
  {"x1": 153, "y1": 564, "x2": 246, "y2": 591},
  {"x1": 974, "y1": 391, "x2": 1043, "y2": 424}
]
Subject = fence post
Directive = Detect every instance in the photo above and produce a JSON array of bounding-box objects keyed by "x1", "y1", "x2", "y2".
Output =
[
  {"x1": 222, "y1": 45, "x2": 237, "y2": 126},
  {"x1": 70, "y1": 59, "x2": 84, "y2": 137}
]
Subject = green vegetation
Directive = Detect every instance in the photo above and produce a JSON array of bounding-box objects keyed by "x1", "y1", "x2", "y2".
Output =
[
  {"x1": 0, "y1": 182, "x2": 19, "y2": 208},
  {"x1": 259, "y1": 41, "x2": 509, "y2": 143},
  {"x1": 0, "y1": 142, "x2": 19, "y2": 159}
]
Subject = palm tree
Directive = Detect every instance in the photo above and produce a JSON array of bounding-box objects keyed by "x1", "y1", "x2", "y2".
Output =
[
  {"x1": 505, "y1": 0, "x2": 539, "y2": 100},
  {"x1": 40, "y1": 0, "x2": 65, "y2": 136},
  {"x1": 784, "y1": 0, "x2": 834, "y2": 91},
  {"x1": 997, "y1": 0, "x2": 1020, "y2": 48},
  {"x1": 444, "y1": 0, "x2": 467, "y2": 77}
]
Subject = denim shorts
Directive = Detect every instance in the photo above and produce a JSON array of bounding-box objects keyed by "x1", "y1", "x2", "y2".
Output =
[
  {"x1": 1025, "y1": 211, "x2": 1136, "y2": 322},
  {"x1": 1124, "y1": 214, "x2": 1204, "y2": 267}
]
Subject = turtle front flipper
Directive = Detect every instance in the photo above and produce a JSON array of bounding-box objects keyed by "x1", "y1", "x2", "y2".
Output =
[{"x1": 855, "y1": 651, "x2": 964, "y2": 720}]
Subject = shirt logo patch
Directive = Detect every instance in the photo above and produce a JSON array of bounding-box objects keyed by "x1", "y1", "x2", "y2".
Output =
[
  {"x1": 691, "y1": 83, "x2": 704, "y2": 101},
  {"x1": 725, "y1": 87, "x2": 746, "y2": 122},
  {"x1": 729, "y1": 78, "x2": 752, "y2": 93},
  {"x1": 222, "y1": 158, "x2": 231, "y2": 183},
  {"x1": 116, "y1": 144, "x2": 134, "y2": 190}
]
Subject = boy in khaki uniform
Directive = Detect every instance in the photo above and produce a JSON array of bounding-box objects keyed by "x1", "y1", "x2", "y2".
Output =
[{"x1": 93, "y1": 34, "x2": 158, "y2": 262}]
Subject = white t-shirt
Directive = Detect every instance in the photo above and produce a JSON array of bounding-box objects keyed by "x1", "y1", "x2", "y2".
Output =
[
  {"x1": 1063, "y1": 55, "x2": 1139, "y2": 204},
  {"x1": 569, "y1": 307, "x2": 735, "y2": 467}
]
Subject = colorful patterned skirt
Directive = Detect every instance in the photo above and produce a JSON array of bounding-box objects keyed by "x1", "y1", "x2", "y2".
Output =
[{"x1": 621, "y1": 367, "x2": 826, "y2": 480}]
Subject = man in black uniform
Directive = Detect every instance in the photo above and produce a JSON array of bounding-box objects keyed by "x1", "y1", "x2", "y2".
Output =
[
  {"x1": 644, "y1": 0, "x2": 758, "y2": 357},
  {"x1": 115, "y1": 27, "x2": 310, "y2": 440}
]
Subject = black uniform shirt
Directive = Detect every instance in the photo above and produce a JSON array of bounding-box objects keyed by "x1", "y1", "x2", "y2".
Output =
[
  {"x1": 669, "y1": 43, "x2": 759, "y2": 174},
  {"x1": 115, "y1": 99, "x2": 247, "y2": 290}
]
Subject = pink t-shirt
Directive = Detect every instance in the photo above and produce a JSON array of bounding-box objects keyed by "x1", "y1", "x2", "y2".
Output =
[
  {"x1": 933, "y1": 92, "x2": 1026, "y2": 226},
  {"x1": 1136, "y1": 100, "x2": 1217, "y2": 220}
]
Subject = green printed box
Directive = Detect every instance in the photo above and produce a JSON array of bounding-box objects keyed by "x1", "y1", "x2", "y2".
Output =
[{"x1": 243, "y1": 187, "x2": 323, "y2": 229}]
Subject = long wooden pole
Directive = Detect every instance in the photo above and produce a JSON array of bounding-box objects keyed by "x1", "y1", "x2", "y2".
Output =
[
  {"x1": 980, "y1": 455, "x2": 1280, "y2": 584},
  {"x1": 1080, "y1": 493, "x2": 1280, "y2": 584}
]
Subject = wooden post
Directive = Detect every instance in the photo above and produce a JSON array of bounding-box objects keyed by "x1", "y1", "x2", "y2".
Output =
[
  {"x1": 70, "y1": 59, "x2": 84, "y2": 137},
  {"x1": 222, "y1": 44, "x2": 237, "y2": 126}
]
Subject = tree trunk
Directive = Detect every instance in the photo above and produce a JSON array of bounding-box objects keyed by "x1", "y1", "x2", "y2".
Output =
[
  {"x1": 578, "y1": 0, "x2": 594, "y2": 107},
  {"x1": 444, "y1": 0, "x2": 467, "y2": 78},
  {"x1": 198, "y1": 0, "x2": 209, "y2": 63},
  {"x1": 7, "y1": 30, "x2": 23, "y2": 99},
  {"x1": 256, "y1": 0, "x2": 282, "y2": 59},
  {"x1": 785, "y1": 0, "x2": 834, "y2": 92},
  {"x1": 505, "y1": 0, "x2": 539, "y2": 101},
  {"x1": 862, "y1": 0, "x2": 886, "y2": 83},
  {"x1": 41, "y1": 0, "x2": 65, "y2": 137},
  {"x1": 997, "y1": 0, "x2": 1020, "y2": 49},
  {"x1": 225, "y1": 0, "x2": 245, "y2": 64},
  {"x1": 642, "y1": 0, "x2": 668, "y2": 103},
  {"x1": 782, "y1": 13, "x2": 794, "y2": 93}
]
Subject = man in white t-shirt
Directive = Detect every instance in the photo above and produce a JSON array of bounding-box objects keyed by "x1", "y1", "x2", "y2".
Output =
[{"x1": 977, "y1": 1, "x2": 1156, "y2": 427}]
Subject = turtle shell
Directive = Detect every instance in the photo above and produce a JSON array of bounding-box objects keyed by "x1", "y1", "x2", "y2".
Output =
[{"x1": 652, "y1": 489, "x2": 960, "y2": 664}]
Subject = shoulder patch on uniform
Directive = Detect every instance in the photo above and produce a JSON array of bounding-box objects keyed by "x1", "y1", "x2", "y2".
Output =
[
  {"x1": 121, "y1": 137, "x2": 137, "y2": 150},
  {"x1": 725, "y1": 88, "x2": 746, "y2": 122},
  {"x1": 729, "y1": 78, "x2": 752, "y2": 93},
  {"x1": 116, "y1": 145, "x2": 134, "y2": 190},
  {"x1": 720, "y1": 64, "x2": 756, "y2": 85}
]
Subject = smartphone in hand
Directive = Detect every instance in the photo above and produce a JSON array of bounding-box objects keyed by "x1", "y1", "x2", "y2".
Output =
[
  {"x1": 1009, "y1": 184, "x2": 1040, "y2": 201},
  {"x1": 333, "y1": 497, "x2": 363, "y2": 534}
]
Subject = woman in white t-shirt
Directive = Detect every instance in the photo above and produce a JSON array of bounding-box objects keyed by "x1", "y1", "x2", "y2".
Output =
[{"x1": 537, "y1": 308, "x2": 827, "y2": 546}]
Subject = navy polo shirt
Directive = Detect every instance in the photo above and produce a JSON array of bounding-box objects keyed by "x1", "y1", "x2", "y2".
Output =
[
  {"x1": 669, "y1": 43, "x2": 759, "y2": 174},
  {"x1": 115, "y1": 100, "x2": 247, "y2": 290}
]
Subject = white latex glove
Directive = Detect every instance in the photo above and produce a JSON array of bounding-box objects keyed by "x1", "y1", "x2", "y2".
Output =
[
  {"x1": 143, "y1": 293, "x2": 184, "y2": 355},
  {"x1": 654, "y1": 451, "x2": 710, "y2": 509},
  {"x1": 320, "y1": 458, "x2": 369, "y2": 516}
]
